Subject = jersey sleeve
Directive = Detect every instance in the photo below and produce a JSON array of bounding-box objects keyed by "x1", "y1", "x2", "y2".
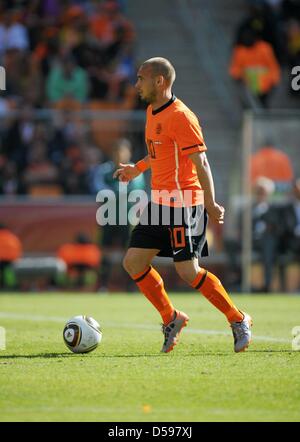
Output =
[{"x1": 171, "y1": 111, "x2": 207, "y2": 156}]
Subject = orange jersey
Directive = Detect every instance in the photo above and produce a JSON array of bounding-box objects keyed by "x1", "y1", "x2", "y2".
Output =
[
  {"x1": 145, "y1": 95, "x2": 206, "y2": 207},
  {"x1": 229, "y1": 41, "x2": 280, "y2": 94}
]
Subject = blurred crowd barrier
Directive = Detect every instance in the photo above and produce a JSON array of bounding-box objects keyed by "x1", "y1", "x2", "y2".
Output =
[{"x1": 226, "y1": 110, "x2": 300, "y2": 293}]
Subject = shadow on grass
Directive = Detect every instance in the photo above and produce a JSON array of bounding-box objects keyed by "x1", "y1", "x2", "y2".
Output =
[
  {"x1": 0, "y1": 352, "x2": 189, "y2": 359},
  {"x1": 184, "y1": 349, "x2": 293, "y2": 355},
  {"x1": 0, "y1": 352, "x2": 163, "y2": 359},
  {"x1": 0, "y1": 348, "x2": 294, "y2": 360},
  {"x1": 97, "y1": 353, "x2": 163, "y2": 358},
  {"x1": 0, "y1": 352, "x2": 74, "y2": 359},
  {"x1": 246, "y1": 349, "x2": 294, "y2": 353}
]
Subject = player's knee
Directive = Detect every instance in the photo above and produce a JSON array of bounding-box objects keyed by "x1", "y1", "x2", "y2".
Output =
[
  {"x1": 122, "y1": 253, "x2": 132, "y2": 274},
  {"x1": 122, "y1": 251, "x2": 147, "y2": 276},
  {"x1": 175, "y1": 264, "x2": 198, "y2": 284},
  {"x1": 176, "y1": 269, "x2": 193, "y2": 284}
]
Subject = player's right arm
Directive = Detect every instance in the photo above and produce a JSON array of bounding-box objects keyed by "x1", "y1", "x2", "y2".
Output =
[{"x1": 113, "y1": 155, "x2": 150, "y2": 182}]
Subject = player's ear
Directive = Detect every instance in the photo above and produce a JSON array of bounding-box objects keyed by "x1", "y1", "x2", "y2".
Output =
[{"x1": 156, "y1": 75, "x2": 164, "y2": 87}]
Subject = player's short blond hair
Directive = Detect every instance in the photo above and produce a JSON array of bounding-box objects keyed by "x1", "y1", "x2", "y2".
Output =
[{"x1": 141, "y1": 57, "x2": 176, "y2": 86}]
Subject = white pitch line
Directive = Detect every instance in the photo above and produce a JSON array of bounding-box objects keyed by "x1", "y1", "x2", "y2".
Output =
[
  {"x1": 0, "y1": 312, "x2": 290, "y2": 344},
  {"x1": 0, "y1": 313, "x2": 66, "y2": 323}
]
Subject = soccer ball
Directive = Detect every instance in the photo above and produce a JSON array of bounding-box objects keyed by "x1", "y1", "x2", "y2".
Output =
[{"x1": 63, "y1": 315, "x2": 102, "y2": 353}]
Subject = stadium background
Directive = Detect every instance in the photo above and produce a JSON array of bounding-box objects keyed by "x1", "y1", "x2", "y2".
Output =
[{"x1": 0, "y1": 0, "x2": 299, "y2": 294}]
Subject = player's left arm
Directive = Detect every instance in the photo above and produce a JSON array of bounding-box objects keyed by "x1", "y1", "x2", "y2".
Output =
[{"x1": 189, "y1": 151, "x2": 225, "y2": 224}]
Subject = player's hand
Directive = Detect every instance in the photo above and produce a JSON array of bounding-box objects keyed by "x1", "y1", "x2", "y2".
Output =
[
  {"x1": 113, "y1": 163, "x2": 140, "y2": 182},
  {"x1": 206, "y1": 202, "x2": 225, "y2": 224}
]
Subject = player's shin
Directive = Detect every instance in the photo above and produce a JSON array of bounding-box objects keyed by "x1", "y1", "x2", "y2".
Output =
[
  {"x1": 132, "y1": 266, "x2": 175, "y2": 325},
  {"x1": 191, "y1": 269, "x2": 243, "y2": 322}
]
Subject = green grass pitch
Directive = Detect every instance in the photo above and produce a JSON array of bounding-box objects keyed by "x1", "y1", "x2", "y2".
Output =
[{"x1": 0, "y1": 293, "x2": 300, "y2": 422}]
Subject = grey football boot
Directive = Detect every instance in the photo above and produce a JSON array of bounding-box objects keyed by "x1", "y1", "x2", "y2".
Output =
[
  {"x1": 230, "y1": 312, "x2": 253, "y2": 352},
  {"x1": 161, "y1": 310, "x2": 190, "y2": 353}
]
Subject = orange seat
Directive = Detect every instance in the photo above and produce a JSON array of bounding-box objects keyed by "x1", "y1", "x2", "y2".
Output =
[
  {"x1": 52, "y1": 98, "x2": 83, "y2": 111},
  {"x1": 0, "y1": 230, "x2": 22, "y2": 262},
  {"x1": 29, "y1": 184, "x2": 63, "y2": 197},
  {"x1": 58, "y1": 243, "x2": 101, "y2": 268}
]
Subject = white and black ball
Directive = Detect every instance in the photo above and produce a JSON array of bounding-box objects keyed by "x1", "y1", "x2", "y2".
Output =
[{"x1": 63, "y1": 315, "x2": 102, "y2": 353}]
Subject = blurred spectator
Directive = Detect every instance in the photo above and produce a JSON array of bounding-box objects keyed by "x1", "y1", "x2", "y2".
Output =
[
  {"x1": 250, "y1": 143, "x2": 294, "y2": 191},
  {"x1": 31, "y1": 26, "x2": 60, "y2": 78},
  {"x1": 47, "y1": 110, "x2": 78, "y2": 165},
  {"x1": 85, "y1": 0, "x2": 135, "y2": 102},
  {"x1": 88, "y1": 54, "x2": 135, "y2": 101},
  {"x1": 266, "y1": 177, "x2": 300, "y2": 291},
  {"x1": 0, "y1": 159, "x2": 20, "y2": 195},
  {"x1": 1, "y1": 48, "x2": 26, "y2": 102},
  {"x1": 0, "y1": 223, "x2": 22, "y2": 289},
  {"x1": 282, "y1": 178, "x2": 300, "y2": 260},
  {"x1": 57, "y1": 232, "x2": 101, "y2": 290},
  {"x1": 1, "y1": 106, "x2": 35, "y2": 171},
  {"x1": 251, "y1": 177, "x2": 283, "y2": 292},
  {"x1": 59, "y1": 5, "x2": 87, "y2": 52},
  {"x1": 59, "y1": 144, "x2": 90, "y2": 194},
  {"x1": 0, "y1": 97, "x2": 10, "y2": 115},
  {"x1": 235, "y1": 1, "x2": 282, "y2": 62},
  {"x1": 89, "y1": 0, "x2": 135, "y2": 57},
  {"x1": 90, "y1": 138, "x2": 145, "y2": 196},
  {"x1": 229, "y1": 29, "x2": 281, "y2": 108},
  {"x1": 46, "y1": 53, "x2": 89, "y2": 104},
  {"x1": 225, "y1": 177, "x2": 284, "y2": 292},
  {"x1": 94, "y1": 138, "x2": 145, "y2": 291},
  {"x1": 23, "y1": 141, "x2": 60, "y2": 195},
  {"x1": 85, "y1": 144, "x2": 104, "y2": 187},
  {"x1": 286, "y1": 19, "x2": 300, "y2": 64},
  {"x1": 0, "y1": 9, "x2": 29, "y2": 60}
]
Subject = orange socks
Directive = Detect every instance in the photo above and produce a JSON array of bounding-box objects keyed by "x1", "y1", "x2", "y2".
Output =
[
  {"x1": 132, "y1": 266, "x2": 175, "y2": 325},
  {"x1": 132, "y1": 265, "x2": 242, "y2": 325},
  {"x1": 191, "y1": 269, "x2": 243, "y2": 323}
]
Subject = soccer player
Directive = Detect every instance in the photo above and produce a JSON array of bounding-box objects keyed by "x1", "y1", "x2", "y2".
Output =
[{"x1": 114, "y1": 57, "x2": 252, "y2": 353}]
